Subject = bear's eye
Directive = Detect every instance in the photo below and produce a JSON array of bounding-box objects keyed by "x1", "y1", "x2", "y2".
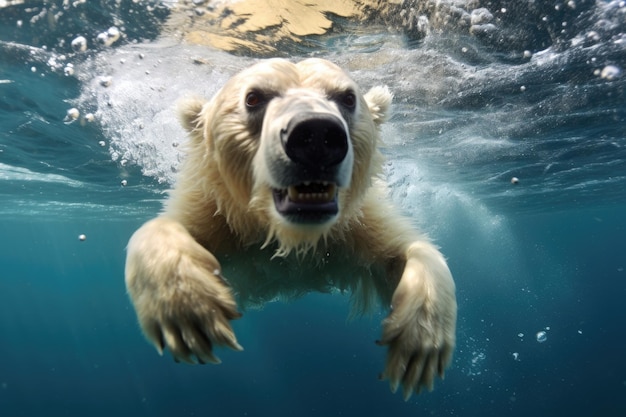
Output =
[
  {"x1": 245, "y1": 91, "x2": 265, "y2": 109},
  {"x1": 339, "y1": 91, "x2": 357, "y2": 110}
]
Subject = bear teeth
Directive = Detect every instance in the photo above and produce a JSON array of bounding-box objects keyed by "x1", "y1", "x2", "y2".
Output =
[{"x1": 287, "y1": 183, "x2": 336, "y2": 203}]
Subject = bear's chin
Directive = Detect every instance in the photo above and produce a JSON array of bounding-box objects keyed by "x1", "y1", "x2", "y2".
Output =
[{"x1": 272, "y1": 182, "x2": 339, "y2": 225}]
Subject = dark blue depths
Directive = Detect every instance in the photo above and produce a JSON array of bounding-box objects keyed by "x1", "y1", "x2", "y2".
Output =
[{"x1": 0, "y1": 203, "x2": 624, "y2": 417}]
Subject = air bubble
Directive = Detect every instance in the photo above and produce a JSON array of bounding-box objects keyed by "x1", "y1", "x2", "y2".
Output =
[
  {"x1": 97, "y1": 32, "x2": 109, "y2": 45},
  {"x1": 71, "y1": 36, "x2": 87, "y2": 52},
  {"x1": 107, "y1": 27, "x2": 121, "y2": 43},
  {"x1": 471, "y1": 8, "x2": 493, "y2": 25},
  {"x1": 99, "y1": 76, "x2": 113, "y2": 87},
  {"x1": 600, "y1": 65, "x2": 621, "y2": 81},
  {"x1": 587, "y1": 31, "x2": 600, "y2": 42},
  {"x1": 64, "y1": 108, "x2": 80, "y2": 123},
  {"x1": 536, "y1": 330, "x2": 547, "y2": 343}
]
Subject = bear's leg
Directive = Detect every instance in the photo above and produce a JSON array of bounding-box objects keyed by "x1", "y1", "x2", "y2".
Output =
[
  {"x1": 377, "y1": 240, "x2": 457, "y2": 399},
  {"x1": 125, "y1": 216, "x2": 243, "y2": 364}
]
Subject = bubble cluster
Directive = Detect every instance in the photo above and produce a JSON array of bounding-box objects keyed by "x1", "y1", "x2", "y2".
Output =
[
  {"x1": 63, "y1": 63, "x2": 74, "y2": 76},
  {"x1": 467, "y1": 350, "x2": 486, "y2": 376},
  {"x1": 70, "y1": 27, "x2": 122, "y2": 54},
  {"x1": 97, "y1": 27, "x2": 121, "y2": 47}
]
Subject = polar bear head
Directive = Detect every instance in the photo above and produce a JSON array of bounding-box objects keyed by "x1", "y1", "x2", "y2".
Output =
[{"x1": 176, "y1": 58, "x2": 392, "y2": 255}]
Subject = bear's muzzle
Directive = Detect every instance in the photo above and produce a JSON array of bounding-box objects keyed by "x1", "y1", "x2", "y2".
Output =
[
  {"x1": 281, "y1": 112, "x2": 349, "y2": 169},
  {"x1": 269, "y1": 112, "x2": 353, "y2": 224}
]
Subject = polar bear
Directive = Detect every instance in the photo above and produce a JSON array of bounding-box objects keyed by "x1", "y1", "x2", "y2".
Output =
[{"x1": 125, "y1": 58, "x2": 456, "y2": 399}]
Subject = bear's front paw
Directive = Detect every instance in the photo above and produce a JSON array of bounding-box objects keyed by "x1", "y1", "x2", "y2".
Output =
[
  {"x1": 377, "y1": 247, "x2": 457, "y2": 399},
  {"x1": 138, "y1": 264, "x2": 243, "y2": 365},
  {"x1": 126, "y1": 218, "x2": 243, "y2": 364}
]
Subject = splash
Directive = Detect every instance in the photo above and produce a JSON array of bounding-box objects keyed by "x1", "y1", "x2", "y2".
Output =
[{"x1": 76, "y1": 43, "x2": 247, "y2": 185}]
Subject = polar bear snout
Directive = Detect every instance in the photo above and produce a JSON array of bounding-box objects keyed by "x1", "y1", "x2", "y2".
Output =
[
  {"x1": 281, "y1": 112, "x2": 349, "y2": 169},
  {"x1": 272, "y1": 110, "x2": 354, "y2": 189},
  {"x1": 267, "y1": 111, "x2": 354, "y2": 225}
]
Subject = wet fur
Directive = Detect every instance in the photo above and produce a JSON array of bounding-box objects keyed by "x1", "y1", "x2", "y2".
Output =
[{"x1": 125, "y1": 58, "x2": 457, "y2": 399}]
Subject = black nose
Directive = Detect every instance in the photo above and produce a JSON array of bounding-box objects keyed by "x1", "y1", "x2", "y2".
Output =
[{"x1": 282, "y1": 113, "x2": 348, "y2": 168}]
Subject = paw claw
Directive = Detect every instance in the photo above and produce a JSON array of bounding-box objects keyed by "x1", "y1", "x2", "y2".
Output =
[
  {"x1": 203, "y1": 354, "x2": 221, "y2": 365},
  {"x1": 230, "y1": 310, "x2": 243, "y2": 320},
  {"x1": 230, "y1": 340, "x2": 244, "y2": 351},
  {"x1": 402, "y1": 389, "x2": 412, "y2": 402},
  {"x1": 198, "y1": 353, "x2": 222, "y2": 365},
  {"x1": 389, "y1": 379, "x2": 399, "y2": 394}
]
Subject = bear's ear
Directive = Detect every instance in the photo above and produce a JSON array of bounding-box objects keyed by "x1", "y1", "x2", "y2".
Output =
[
  {"x1": 177, "y1": 96, "x2": 207, "y2": 133},
  {"x1": 364, "y1": 85, "x2": 392, "y2": 127}
]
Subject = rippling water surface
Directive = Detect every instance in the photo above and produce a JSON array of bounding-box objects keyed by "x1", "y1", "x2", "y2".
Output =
[{"x1": 1, "y1": 1, "x2": 625, "y2": 416}]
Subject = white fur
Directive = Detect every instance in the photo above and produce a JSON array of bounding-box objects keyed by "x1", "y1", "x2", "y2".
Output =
[{"x1": 125, "y1": 58, "x2": 457, "y2": 399}]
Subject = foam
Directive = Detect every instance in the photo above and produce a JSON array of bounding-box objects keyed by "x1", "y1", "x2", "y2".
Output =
[{"x1": 76, "y1": 43, "x2": 248, "y2": 185}]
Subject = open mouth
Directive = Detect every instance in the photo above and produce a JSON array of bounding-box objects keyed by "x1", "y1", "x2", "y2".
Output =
[{"x1": 272, "y1": 182, "x2": 339, "y2": 223}]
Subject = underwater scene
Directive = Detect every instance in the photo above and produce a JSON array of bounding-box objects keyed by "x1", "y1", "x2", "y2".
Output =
[{"x1": 0, "y1": 0, "x2": 625, "y2": 416}]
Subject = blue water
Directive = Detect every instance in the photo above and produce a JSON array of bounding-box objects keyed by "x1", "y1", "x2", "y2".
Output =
[{"x1": 1, "y1": 1, "x2": 625, "y2": 416}]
